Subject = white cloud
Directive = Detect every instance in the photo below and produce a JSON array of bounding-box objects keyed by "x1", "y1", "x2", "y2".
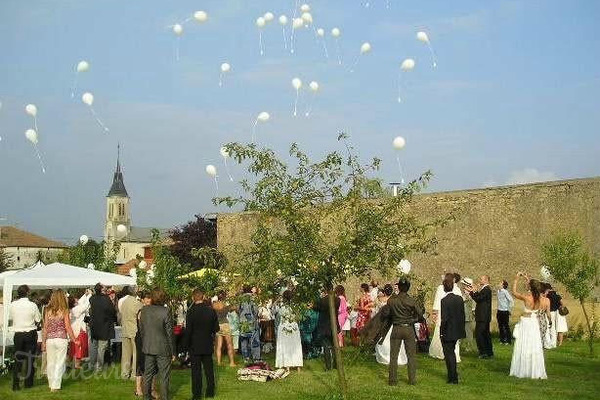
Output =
[{"x1": 506, "y1": 168, "x2": 558, "y2": 185}]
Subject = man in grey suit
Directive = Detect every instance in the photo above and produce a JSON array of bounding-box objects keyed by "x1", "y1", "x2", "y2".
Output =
[
  {"x1": 120, "y1": 286, "x2": 142, "y2": 380},
  {"x1": 139, "y1": 288, "x2": 174, "y2": 400}
]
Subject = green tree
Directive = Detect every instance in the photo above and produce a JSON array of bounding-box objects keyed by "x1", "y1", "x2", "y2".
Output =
[
  {"x1": 58, "y1": 239, "x2": 119, "y2": 273},
  {"x1": 542, "y1": 232, "x2": 599, "y2": 354},
  {"x1": 215, "y1": 134, "x2": 447, "y2": 397},
  {"x1": 0, "y1": 248, "x2": 14, "y2": 272}
]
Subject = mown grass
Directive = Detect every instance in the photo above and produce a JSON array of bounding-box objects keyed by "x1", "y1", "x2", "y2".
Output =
[{"x1": 1, "y1": 340, "x2": 599, "y2": 399}]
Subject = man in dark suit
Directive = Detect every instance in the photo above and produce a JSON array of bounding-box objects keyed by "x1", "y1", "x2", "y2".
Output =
[
  {"x1": 88, "y1": 283, "x2": 117, "y2": 372},
  {"x1": 468, "y1": 275, "x2": 493, "y2": 358},
  {"x1": 384, "y1": 278, "x2": 423, "y2": 386},
  {"x1": 441, "y1": 273, "x2": 466, "y2": 384},
  {"x1": 139, "y1": 288, "x2": 174, "y2": 400},
  {"x1": 315, "y1": 286, "x2": 340, "y2": 371},
  {"x1": 185, "y1": 289, "x2": 220, "y2": 399}
]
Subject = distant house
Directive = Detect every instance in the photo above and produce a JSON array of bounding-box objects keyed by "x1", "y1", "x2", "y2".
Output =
[{"x1": 0, "y1": 226, "x2": 68, "y2": 269}]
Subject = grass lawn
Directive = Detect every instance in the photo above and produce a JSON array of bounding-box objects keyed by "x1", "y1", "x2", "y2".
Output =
[{"x1": 1, "y1": 340, "x2": 599, "y2": 400}]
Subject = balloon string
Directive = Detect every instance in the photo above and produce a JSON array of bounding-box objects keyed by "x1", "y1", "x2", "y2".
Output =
[
  {"x1": 219, "y1": 72, "x2": 224, "y2": 87},
  {"x1": 320, "y1": 36, "x2": 329, "y2": 59},
  {"x1": 89, "y1": 107, "x2": 110, "y2": 133},
  {"x1": 33, "y1": 116, "x2": 39, "y2": 133},
  {"x1": 396, "y1": 155, "x2": 405, "y2": 185},
  {"x1": 348, "y1": 55, "x2": 360, "y2": 73},
  {"x1": 252, "y1": 118, "x2": 258, "y2": 142},
  {"x1": 397, "y1": 72, "x2": 403, "y2": 103},
  {"x1": 335, "y1": 39, "x2": 342, "y2": 65},
  {"x1": 290, "y1": 29, "x2": 296, "y2": 54},
  {"x1": 213, "y1": 176, "x2": 219, "y2": 194},
  {"x1": 259, "y1": 32, "x2": 264, "y2": 56},
  {"x1": 427, "y1": 42, "x2": 438, "y2": 68},
  {"x1": 293, "y1": 89, "x2": 299, "y2": 117},
  {"x1": 223, "y1": 157, "x2": 234, "y2": 182},
  {"x1": 282, "y1": 27, "x2": 288, "y2": 50},
  {"x1": 175, "y1": 37, "x2": 180, "y2": 62},
  {"x1": 71, "y1": 73, "x2": 79, "y2": 99},
  {"x1": 34, "y1": 144, "x2": 46, "y2": 174}
]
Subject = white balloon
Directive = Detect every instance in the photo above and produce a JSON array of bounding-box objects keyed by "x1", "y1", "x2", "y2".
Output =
[
  {"x1": 220, "y1": 146, "x2": 229, "y2": 158},
  {"x1": 540, "y1": 266, "x2": 551, "y2": 280},
  {"x1": 76, "y1": 60, "x2": 90, "y2": 73},
  {"x1": 279, "y1": 15, "x2": 288, "y2": 25},
  {"x1": 360, "y1": 42, "x2": 372, "y2": 54},
  {"x1": 398, "y1": 259, "x2": 412, "y2": 274},
  {"x1": 393, "y1": 136, "x2": 406, "y2": 150},
  {"x1": 206, "y1": 164, "x2": 217, "y2": 177},
  {"x1": 138, "y1": 260, "x2": 148, "y2": 270},
  {"x1": 129, "y1": 268, "x2": 137, "y2": 278},
  {"x1": 416, "y1": 31, "x2": 429, "y2": 43},
  {"x1": 25, "y1": 104, "x2": 37, "y2": 117},
  {"x1": 256, "y1": 17, "x2": 266, "y2": 28},
  {"x1": 264, "y1": 12, "x2": 274, "y2": 22},
  {"x1": 25, "y1": 129, "x2": 38, "y2": 144},
  {"x1": 257, "y1": 111, "x2": 270, "y2": 122},
  {"x1": 292, "y1": 77, "x2": 303, "y2": 90},
  {"x1": 79, "y1": 235, "x2": 89, "y2": 245},
  {"x1": 301, "y1": 12, "x2": 313, "y2": 25},
  {"x1": 292, "y1": 18, "x2": 303, "y2": 29},
  {"x1": 300, "y1": 4, "x2": 311, "y2": 12},
  {"x1": 309, "y1": 81, "x2": 319, "y2": 92},
  {"x1": 331, "y1": 27, "x2": 341, "y2": 37},
  {"x1": 194, "y1": 11, "x2": 208, "y2": 23},
  {"x1": 221, "y1": 62, "x2": 231, "y2": 72},
  {"x1": 81, "y1": 92, "x2": 94, "y2": 106},
  {"x1": 401, "y1": 58, "x2": 415, "y2": 71},
  {"x1": 173, "y1": 24, "x2": 183, "y2": 36},
  {"x1": 316, "y1": 28, "x2": 325, "y2": 37},
  {"x1": 117, "y1": 224, "x2": 127, "y2": 234},
  {"x1": 87, "y1": 263, "x2": 95, "y2": 270}
]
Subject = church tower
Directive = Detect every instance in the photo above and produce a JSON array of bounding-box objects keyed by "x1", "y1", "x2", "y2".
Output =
[{"x1": 104, "y1": 145, "x2": 131, "y2": 244}]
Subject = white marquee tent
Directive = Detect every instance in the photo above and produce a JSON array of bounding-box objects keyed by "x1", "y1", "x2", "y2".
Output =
[{"x1": 1, "y1": 261, "x2": 135, "y2": 363}]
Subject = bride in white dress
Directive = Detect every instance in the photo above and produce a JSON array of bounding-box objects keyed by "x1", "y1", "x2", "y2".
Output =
[
  {"x1": 509, "y1": 273, "x2": 547, "y2": 379},
  {"x1": 275, "y1": 291, "x2": 303, "y2": 371},
  {"x1": 429, "y1": 278, "x2": 462, "y2": 362}
]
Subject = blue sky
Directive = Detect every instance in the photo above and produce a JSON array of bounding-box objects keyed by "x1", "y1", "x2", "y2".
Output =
[{"x1": 0, "y1": 0, "x2": 599, "y2": 243}]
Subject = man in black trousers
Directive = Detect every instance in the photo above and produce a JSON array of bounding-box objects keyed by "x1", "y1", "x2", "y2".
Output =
[
  {"x1": 185, "y1": 289, "x2": 220, "y2": 399},
  {"x1": 8, "y1": 285, "x2": 41, "y2": 391},
  {"x1": 441, "y1": 273, "x2": 466, "y2": 384},
  {"x1": 468, "y1": 275, "x2": 493, "y2": 358}
]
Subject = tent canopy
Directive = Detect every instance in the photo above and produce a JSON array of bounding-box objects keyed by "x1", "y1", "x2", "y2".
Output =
[
  {"x1": 2, "y1": 261, "x2": 135, "y2": 364},
  {"x1": 1, "y1": 261, "x2": 135, "y2": 289}
]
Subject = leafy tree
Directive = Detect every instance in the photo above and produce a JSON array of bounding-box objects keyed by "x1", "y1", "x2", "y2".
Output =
[
  {"x1": 215, "y1": 134, "x2": 447, "y2": 397},
  {"x1": 0, "y1": 248, "x2": 14, "y2": 272},
  {"x1": 169, "y1": 215, "x2": 218, "y2": 270},
  {"x1": 136, "y1": 229, "x2": 190, "y2": 309},
  {"x1": 542, "y1": 232, "x2": 599, "y2": 354},
  {"x1": 57, "y1": 239, "x2": 119, "y2": 273}
]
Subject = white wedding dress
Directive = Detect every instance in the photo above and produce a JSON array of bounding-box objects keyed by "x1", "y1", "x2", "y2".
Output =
[
  {"x1": 275, "y1": 306, "x2": 304, "y2": 368},
  {"x1": 375, "y1": 327, "x2": 408, "y2": 365},
  {"x1": 429, "y1": 284, "x2": 462, "y2": 362},
  {"x1": 509, "y1": 307, "x2": 547, "y2": 379}
]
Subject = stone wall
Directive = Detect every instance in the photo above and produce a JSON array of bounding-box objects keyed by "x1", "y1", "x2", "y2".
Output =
[{"x1": 217, "y1": 177, "x2": 600, "y2": 328}]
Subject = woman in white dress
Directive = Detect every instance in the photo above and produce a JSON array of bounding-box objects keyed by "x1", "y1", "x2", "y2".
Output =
[
  {"x1": 429, "y1": 274, "x2": 462, "y2": 362},
  {"x1": 275, "y1": 290, "x2": 303, "y2": 371},
  {"x1": 509, "y1": 273, "x2": 547, "y2": 379},
  {"x1": 375, "y1": 284, "x2": 408, "y2": 366}
]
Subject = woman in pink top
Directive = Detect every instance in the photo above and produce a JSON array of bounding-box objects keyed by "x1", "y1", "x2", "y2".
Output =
[
  {"x1": 335, "y1": 285, "x2": 349, "y2": 347},
  {"x1": 41, "y1": 290, "x2": 78, "y2": 392}
]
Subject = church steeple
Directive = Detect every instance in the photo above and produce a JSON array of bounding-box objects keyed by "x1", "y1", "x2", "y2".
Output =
[{"x1": 107, "y1": 144, "x2": 128, "y2": 198}]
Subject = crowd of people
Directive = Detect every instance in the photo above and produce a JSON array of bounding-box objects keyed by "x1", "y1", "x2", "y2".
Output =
[{"x1": 4, "y1": 271, "x2": 569, "y2": 398}]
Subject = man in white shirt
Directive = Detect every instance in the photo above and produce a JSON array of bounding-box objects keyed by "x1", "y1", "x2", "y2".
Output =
[{"x1": 8, "y1": 285, "x2": 41, "y2": 391}]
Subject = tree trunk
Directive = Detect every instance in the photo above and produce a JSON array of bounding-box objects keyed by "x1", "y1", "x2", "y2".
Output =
[
  {"x1": 328, "y1": 290, "x2": 347, "y2": 399},
  {"x1": 579, "y1": 298, "x2": 595, "y2": 355}
]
